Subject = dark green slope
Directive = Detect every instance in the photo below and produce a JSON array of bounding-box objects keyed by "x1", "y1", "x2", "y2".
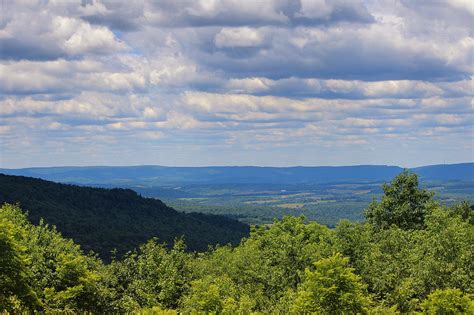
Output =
[{"x1": 0, "y1": 173, "x2": 249, "y2": 259}]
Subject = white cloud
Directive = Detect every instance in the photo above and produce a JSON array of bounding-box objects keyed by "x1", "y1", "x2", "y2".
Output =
[
  {"x1": 0, "y1": 5, "x2": 126, "y2": 60},
  {"x1": 215, "y1": 27, "x2": 266, "y2": 48},
  {"x1": 0, "y1": 57, "x2": 146, "y2": 94},
  {"x1": 226, "y1": 77, "x2": 273, "y2": 93},
  {"x1": 60, "y1": 18, "x2": 126, "y2": 55},
  {"x1": 0, "y1": 0, "x2": 472, "y2": 167},
  {"x1": 446, "y1": 0, "x2": 474, "y2": 15}
]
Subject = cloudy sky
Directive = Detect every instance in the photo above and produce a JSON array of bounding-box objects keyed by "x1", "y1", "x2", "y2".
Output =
[{"x1": 0, "y1": 0, "x2": 473, "y2": 168}]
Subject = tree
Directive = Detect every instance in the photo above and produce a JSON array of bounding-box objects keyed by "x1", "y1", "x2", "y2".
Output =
[
  {"x1": 180, "y1": 275, "x2": 254, "y2": 314},
  {"x1": 335, "y1": 219, "x2": 372, "y2": 272},
  {"x1": 193, "y1": 216, "x2": 336, "y2": 311},
  {"x1": 357, "y1": 226, "x2": 420, "y2": 312},
  {"x1": 0, "y1": 203, "x2": 109, "y2": 312},
  {"x1": 448, "y1": 201, "x2": 474, "y2": 224},
  {"x1": 353, "y1": 205, "x2": 473, "y2": 313},
  {"x1": 365, "y1": 171, "x2": 435, "y2": 230},
  {"x1": 0, "y1": 204, "x2": 40, "y2": 311},
  {"x1": 290, "y1": 253, "x2": 371, "y2": 314},
  {"x1": 128, "y1": 238, "x2": 191, "y2": 309},
  {"x1": 2, "y1": 169, "x2": 473, "y2": 315},
  {"x1": 98, "y1": 238, "x2": 192, "y2": 312},
  {"x1": 421, "y1": 288, "x2": 474, "y2": 314}
]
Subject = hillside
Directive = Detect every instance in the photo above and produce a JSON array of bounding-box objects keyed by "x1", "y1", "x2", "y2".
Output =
[
  {"x1": 2, "y1": 172, "x2": 472, "y2": 313},
  {"x1": 413, "y1": 162, "x2": 474, "y2": 181},
  {"x1": 0, "y1": 174, "x2": 249, "y2": 258},
  {"x1": 1, "y1": 163, "x2": 472, "y2": 186}
]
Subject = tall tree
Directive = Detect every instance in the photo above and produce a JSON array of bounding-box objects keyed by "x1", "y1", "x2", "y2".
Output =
[{"x1": 364, "y1": 171, "x2": 435, "y2": 230}]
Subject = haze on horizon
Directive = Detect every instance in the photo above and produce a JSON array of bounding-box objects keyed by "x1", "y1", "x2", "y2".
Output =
[{"x1": 1, "y1": 0, "x2": 473, "y2": 169}]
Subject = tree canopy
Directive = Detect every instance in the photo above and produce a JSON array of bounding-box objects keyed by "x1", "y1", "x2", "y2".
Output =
[
  {"x1": 1, "y1": 172, "x2": 473, "y2": 313},
  {"x1": 0, "y1": 173, "x2": 249, "y2": 259},
  {"x1": 364, "y1": 171, "x2": 435, "y2": 230}
]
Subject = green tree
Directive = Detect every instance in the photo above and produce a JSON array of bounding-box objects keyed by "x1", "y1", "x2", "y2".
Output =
[
  {"x1": 335, "y1": 219, "x2": 373, "y2": 272},
  {"x1": 290, "y1": 253, "x2": 371, "y2": 314},
  {"x1": 192, "y1": 216, "x2": 336, "y2": 311},
  {"x1": 365, "y1": 171, "x2": 435, "y2": 230},
  {"x1": 0, "y1": 204, "x2": 40, "y2": 311},
  {"x1": 0, "y1": 203, "x2": 109, "y2": 312},
  {"x1": 448, "y1": 201, "x2": 474, "y2": 224},
  {"x1": 99, "y1": 238, "x2": 192, "y2": 312},
  {"x1": 180, "y1": 274, "x2": 254, "y2": 314},
  {"x1": 349, "y1": 204, "x2": 473, "y2": 313},
  {"x1": 420, "y1": 288, "x2": 474, "y2": 314},
  {"x1": 130, "y1": 238, "x2": 191, "y2": 309},
  {"x1": 2, "y1": 172, "x2": 473, "y2": 314},
  {"x1": 358, "y1": 226, "x2": 420, "y2": 312},
  {"x1": 413, "y1": 206, "x2": 474, "y2": 296}
]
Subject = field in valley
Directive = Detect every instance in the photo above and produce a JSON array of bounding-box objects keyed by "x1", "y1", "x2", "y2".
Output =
[{"x1": 153, "y1": 180, "x2": 474, "y2": 226}]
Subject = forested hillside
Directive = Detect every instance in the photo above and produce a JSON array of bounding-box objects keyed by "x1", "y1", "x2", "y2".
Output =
[
  {"x1": 1, "y1": 172, "x2": 473, "y2": 313},
  {"x1": 0, "y1": 174, "x2": 249, "y2": 258}
]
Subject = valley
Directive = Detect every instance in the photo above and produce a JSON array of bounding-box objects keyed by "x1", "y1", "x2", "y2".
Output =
[
  {"x1": 155, "y1": 180, "x2": 474, "y2": 226},
  {"x1": 2, "y1": 163, "x2": 473, "y2": 226}
]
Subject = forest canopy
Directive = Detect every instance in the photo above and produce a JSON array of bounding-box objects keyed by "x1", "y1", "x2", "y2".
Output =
[
  {"x1": 0, "y1": 173, "x2": 249, "y2": 258},
  {"x1": 1, "y1": 172, "x2": 473, "y2": 313}
]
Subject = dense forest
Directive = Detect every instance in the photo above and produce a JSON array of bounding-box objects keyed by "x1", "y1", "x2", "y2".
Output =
[
  {"x1": 1, "y1": 171, "x2": 473, "y2": 313},
  {"x1": 0, "y1": 174, "x2": 249, "y2": 258}
]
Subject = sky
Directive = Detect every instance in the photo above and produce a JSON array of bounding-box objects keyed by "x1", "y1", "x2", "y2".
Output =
[{"x1": 0, "y1": 0, "x2": 473, "y2": 168}]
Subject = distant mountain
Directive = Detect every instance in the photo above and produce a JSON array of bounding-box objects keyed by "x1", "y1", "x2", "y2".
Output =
[
  {"x1": 0, "y1": 174, "x2": 249, "y2": 259},
  {"x1": 413, "y1": 163, "x2": 474, "y2": 181},
  {"x1": 1, "y1": 163, "x2": 472, "y2": 186}
]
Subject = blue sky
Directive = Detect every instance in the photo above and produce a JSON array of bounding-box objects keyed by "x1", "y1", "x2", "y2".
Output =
[{"x1": 0, "y1": 0, "x2": 473, "y2": 168}]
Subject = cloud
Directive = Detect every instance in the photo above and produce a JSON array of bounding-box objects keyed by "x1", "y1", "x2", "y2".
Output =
[
  {"x1": 0, "y1": 57, "x2": 149, "y2": 95},
  {"x1": 0, "y1": 0, "x2": 472, "y2": 167},
  {"x1": 447, "y1": 0, "x2": 474, "y2": 15},
  {"x1": 79, "y1": 0, "x2": 145, "y2": 31},
  {"x1": 0, "y1": 3, "x2": 126, "y2": 61},
  {"x1": 215, "y1": 27, "x2": 266, "y2": 48},
  {"x1": 224, "y1": 77, "x2": 472, "y2": 99},
  {"x1": 198, "y1": 23, "x2": 472, "y2": 81},
  {"x1": 144, "y1": 0, "x2": 373, "y2": 27}
]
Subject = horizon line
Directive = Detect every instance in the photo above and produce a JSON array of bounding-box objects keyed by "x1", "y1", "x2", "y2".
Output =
[{"x1": 1, "y1": 161, "x2": 473, "y2": 170}]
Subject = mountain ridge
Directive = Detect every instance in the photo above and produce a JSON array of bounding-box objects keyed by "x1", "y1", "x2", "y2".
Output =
[
  {"x1": 1, "y1": 162, "x2": 472, "y2": 185},
  {"x1": 0, "y1": 173, "x2": 249, "y2": 259}
]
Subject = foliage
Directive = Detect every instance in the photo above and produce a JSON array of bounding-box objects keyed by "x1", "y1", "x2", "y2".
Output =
[
  {"x1": 180, "y1": 275, "x2": 255, "y2": 314},
  {"x1": 0, "y1": 204, "x2": 39, "y2": 311},
  {"x1": 190, "y1": 216, "x2": 336, "y2": 311},
  {"x1": 339, "y1": 174, "x2": 474, "y2": 313},
  {"x1": 0, "y1": 173, "x2": 249, "y2": 259},
  {"x1": 0, "y1": 203, "x2": 107, "y2": 312},
  {"x1": 290, "y1": 253, "x2": 371, "y2": 314},
  {"x1": 365, "y1": 171, "x2": 436, "y2": 230},
  {"x1": 1, "y1": 172, "x2": 473, "y2": 313},
  {"x1": 100, "y1": 238, "x2": 192, "y2": 311},
  {"x1": 420, "y1": 288, "x2": 474, "y2": 314}
]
